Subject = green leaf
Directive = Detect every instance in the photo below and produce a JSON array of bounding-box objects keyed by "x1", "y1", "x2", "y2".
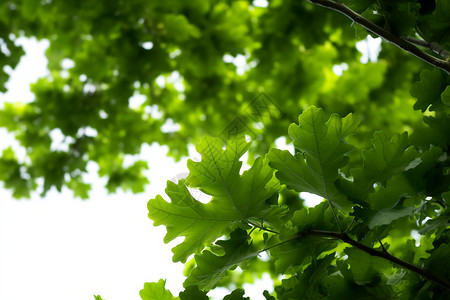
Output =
[
  {"x1": 410, "y1": 68, "x2": 448, "y2": 112},
  {"x1": 420, "y1": 212, "x2": 450, "y2": 236},
  {"x1": 186, "y1": 135, "x2": 250, "y2": 196},
  {"x1": 162, "y1": 14, "x2": 201, "y2": 42},
  {"x1": 424, "y1": 243, "x2": 450, "y2": 280},
  {"x1": 367, "y1": 146, "x2": 443, "y2": 210},
  {"x1": 148, "y1": 181, "x2": 231, "y2": 263},
  {"x1": 291, "y1": 202, "x2": 337, "y2": 232},
  {"x1": 341, "y1": 0, "x2": 375, "y2": 13},
  {"x1": 275, "y1": 254, "x2": 335, "y2": 299},
  {"x1": 140, "y1": 279, "x2": 177, "y2": 300},
  {"x1": 179, "y1": 286, "x2": 208, "y2": 300},
  {"x1": 415, "y1": 114, "x2": 450, "y2": 151},
  {"x1": 269, "y1": 222, "x2": 337, "y2": 273},
  {"x1": 353, "y1": 206, "x2": 416, "y2": 229},
  {"x1": 345, "y1": 248, "x2": 391, "y2": 284},
  {"x1": 184, "y1": 229, "x2": 258, "y2": 290},
  {"x1": 269, "y1": 203, "x2": 339, "y2": 273},
  {"x1": 339, "y1": 131, "x2": 419, "y2": 204},
  {"x1": 441, "y1": 85, "x2": 450, "y2": 106},
  {"x1": 356, "y1": 131, "x2": 419, "y2": 185},
  {"x1": 148, "y1": 135, "x2": 282, "y2": 262},
  {"x1": 223, "y1": 289, "x2": 249, "y2": 300},
  {"x1": 418, "y1": 0, "x2": 450, "y2": 45},
  {"x1": 93, "y1": 296, "x2": 104, "y2": 300},
  {"x1": 263, "y1": 290, "x2": 276, "y2": 300},
  {"x1": 268, "y1": 106, "x2": 359, "y2": 212}
]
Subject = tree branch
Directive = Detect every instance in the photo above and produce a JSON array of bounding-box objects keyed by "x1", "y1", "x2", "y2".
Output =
[
  {"x1": 306, "y1": 0, "x2": 450, "y2": 74},
  {"x1": 302, "y1": 229, "x2": 450, "y2": 291},
  {"x1": 404, "y1": 36, "x2": 450, "y2": 60}
]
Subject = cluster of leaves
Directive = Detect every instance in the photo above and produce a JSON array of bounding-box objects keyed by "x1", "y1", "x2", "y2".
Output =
[
  {"x1": 341, "y1": 0, "x2": 450, "y2": 41},
  {"x1": 1, "y1": 0, "x2": 450, "y2": 298},
  {"x1": 137, "y1": 105, "x2": 450, "y2": 299},
  {"x1": 0, "y1": 0, "x2": 434, "y2": 198}
]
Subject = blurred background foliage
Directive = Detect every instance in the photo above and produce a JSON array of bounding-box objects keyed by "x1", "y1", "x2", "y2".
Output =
[{"x1": 0, "y1": 0, "x2": 448, "y2": 198}]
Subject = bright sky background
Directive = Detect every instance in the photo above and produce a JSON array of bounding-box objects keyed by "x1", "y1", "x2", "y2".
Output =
[{"x1": 0, "y1": 35, "x2": 380, "y2": 300}]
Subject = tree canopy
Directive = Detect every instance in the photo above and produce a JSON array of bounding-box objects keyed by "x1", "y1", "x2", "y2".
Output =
[
  {"x1": 2, "y1": 0, "x2": 448, "y2": 198},
  {"x1": 2, "y1": 0, "x2": 450, "y2": 299}
]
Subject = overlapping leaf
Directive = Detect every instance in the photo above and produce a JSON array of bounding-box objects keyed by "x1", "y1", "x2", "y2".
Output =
[
  {"x1": 270, "y1": 203, "x2": 339, "y2": 273},
  {"x1": 268, "y1": 106, "x2": 359, "y2": 212},
  {"x1": 223, "y1": 289, "x2": 249, "y2": 300},
  {"x1": 179, "y1": 286, "x2": 208, "y2": 300},
  {"x1": 344, "y1": 248, "x2": 392, "y2": 284},
  {"x1": 184, "y1": 229, "x2": 258, "y2": 290},
  {"x1": 149, "y1": 181, "x2": 231, "y2": 263},
  {"x1": 338, "y1": 131, "x2": 419, "y2": 206},
  {"x1": 424, "y1": 243, "x2": 450, "y2": 282},
  {"x1": 148, "y1": 135, "x2": 282, "y2": 262},
  {"x1": 418, "y1": 0, "x2": 450, "y2": 46},
  {"x1": 353, "y1": 205, "x2": 416, "y2": 229},
  {"x1": 275, "y1": 254, "x2": 335, "y2": 299},
  {"x1": 410, "y1": 68, "x2": 450, "y2": 112},
  {"x1": 366, "y1": 146, "x2": 443, "y2": 210}
]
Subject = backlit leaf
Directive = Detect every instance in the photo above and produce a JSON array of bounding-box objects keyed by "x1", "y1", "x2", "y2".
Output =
[
  {"x1": 140, "y1": 279, "x2": 177, "y2": 300},
  {"x1": 148, "y1": 135, "x2": 282, "y2": 262},
  {"x1": 184, "y1": 229, "x2": 258, "y2": 290},
  {"x1": 268, "y1": 106, "x2": 358, "y2": 212}
]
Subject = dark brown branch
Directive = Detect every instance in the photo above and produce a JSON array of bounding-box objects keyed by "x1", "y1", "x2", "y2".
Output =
[
  {"x1": 306, "y1": 0, "x2": 450, "y2": 74},
  {"x1": 301, "y1": 229, "x2": 450, "y2": 291},
  {"x1": 404, "y1": 36, "x2": 450, "y2": 60}
]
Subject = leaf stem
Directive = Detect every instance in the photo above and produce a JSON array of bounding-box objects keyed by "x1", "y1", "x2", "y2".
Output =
[
  {"x1": 372, "y1": 229, "x2": 388, "y2": 253},
  {"x1": 305, "y1": 0, "x2": 450, "y2": 74},
  {"x1": 246, "y1": 219, "x2": 280, "y2": 234},
  {"x1": 327, "y1": 201, "x2": 344, "y2": 232},
  {"x1": 302, "y1": 229, "x2": 450, "y2": 291},
  {"x1": 261, "y1": 235, "x2": 300, "y2": 253}
]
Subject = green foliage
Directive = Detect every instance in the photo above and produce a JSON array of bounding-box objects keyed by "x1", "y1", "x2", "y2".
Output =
[
  {"x1": 148, "y1": 135, "x2": 284, "y2": 263},
  {"x1": 411, "y1": 68, "x2": 450, "y2": 112},
  {"x1": 0, "y1": 0, "x2": 431, "y2": 198},
  {"x1": 268, "y1": 106, "x2": 359, "y2": 212},
  {"x1": 3, "y1": 0, "x2": 450, "y2": 299},
  {"x1": 183, "y1": 229, "x2": 258, "y2": 290},
  {"x1": 140, "y1": 279, "x2": 176, "y2": 300},
  {"x1": 146, "y1": 104, "x2": 450, "y2": 298}
]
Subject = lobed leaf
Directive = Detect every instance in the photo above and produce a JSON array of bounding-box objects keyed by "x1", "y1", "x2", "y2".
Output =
[
  {"x1": 184, "y1": 229, "x2": 258, "y2": 290},
  {"x1": 344, "y1": 248, "x2": 391, "y2": 285},
  {"x1": 338, "y1": 131, "x2": 419, "y2": 205},
  {"x1": 179, "y1": 286, "x2": 208, "y2": 300},
  {"x1": 148, "y1": 135, "x2": 282, "y2": 262},
  {"x1": 353, "y1": 206, "x2": 416, "y2": 229},
  {"x1": 223, "y1": 289, "x2": 249, "y2": 300},
  {"x1": 268, "y1": 106, "x2": 358, "y2": 212},
  {"x1": 410, "y1": 68, "x2": 449, "y2": 112},
  {"x1": 140, "y1": 279, "x2": 177, "y2": 300}
]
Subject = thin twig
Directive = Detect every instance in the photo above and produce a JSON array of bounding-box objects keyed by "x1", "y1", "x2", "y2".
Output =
[
  {"x1": 372, "y1": 229, "x2": 388, "y2": 253},
  {"x1": 305, "y1": 229, "x2": 450, "y2": 291},
  {"x1": 261, "y1": 234, "x2": 299, "y2": 252},
  {"x1": 404, "y1": 36, "x2": 450, "y2": 60},
  {"x1": 306, "y1": 0, "x2": 450, "y2": 74}
]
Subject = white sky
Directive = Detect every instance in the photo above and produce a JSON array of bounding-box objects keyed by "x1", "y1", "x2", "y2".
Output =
[{"x1": 0, "y1": 38, "x2": 284, "y2": 300}]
